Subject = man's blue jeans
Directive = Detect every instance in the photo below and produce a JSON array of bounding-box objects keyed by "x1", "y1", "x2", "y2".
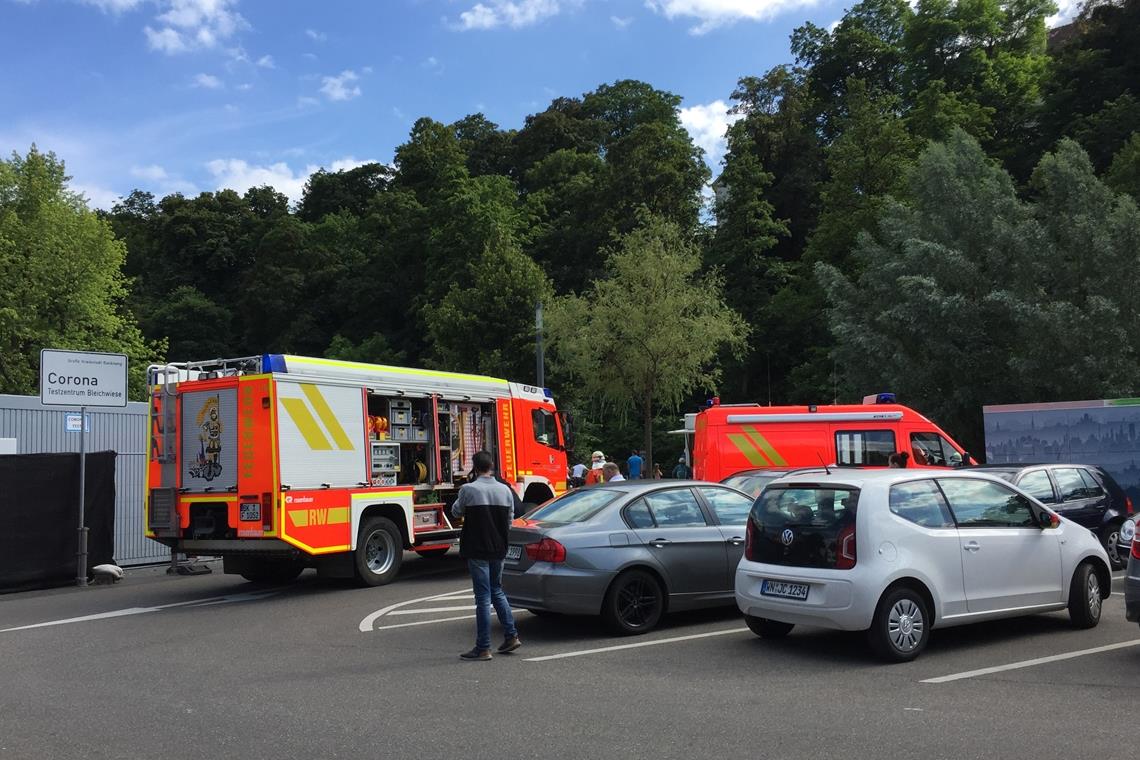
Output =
[{"x1": 468, "y1": 558, "x2": 517, "y2": 651}]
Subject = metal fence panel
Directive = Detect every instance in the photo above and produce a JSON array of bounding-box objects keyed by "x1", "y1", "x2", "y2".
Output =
[{"x1": 0, "y1": 394, "x2": 167, "y2": 566}]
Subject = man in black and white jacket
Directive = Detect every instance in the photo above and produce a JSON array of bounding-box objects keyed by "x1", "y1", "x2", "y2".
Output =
[{"x1": 451, "y1": 450, "x2": 521, "y2": 661}]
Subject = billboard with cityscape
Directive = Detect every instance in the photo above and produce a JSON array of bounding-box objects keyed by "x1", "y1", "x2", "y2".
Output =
[{"x1": 984, "y1": 399, "x2": 1140, "y2": 501}]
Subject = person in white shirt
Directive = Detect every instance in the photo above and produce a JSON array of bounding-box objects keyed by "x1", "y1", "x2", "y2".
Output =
[{"x1": 602, "y1": 462, "x2": 625, "y2": 482}]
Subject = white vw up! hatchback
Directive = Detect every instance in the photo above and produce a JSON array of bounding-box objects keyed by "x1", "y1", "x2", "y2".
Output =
[{"x1": 734, "y1": 469, "x2": 1111, "y2": 661}]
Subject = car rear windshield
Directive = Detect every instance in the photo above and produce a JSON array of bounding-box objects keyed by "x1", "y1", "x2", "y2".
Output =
[
  {"x1": 527, "y1": 488, "x2": 623, "y2": 523},
  {"x1": 748, "y1": 485, "x2": 859, "y2": 568}
]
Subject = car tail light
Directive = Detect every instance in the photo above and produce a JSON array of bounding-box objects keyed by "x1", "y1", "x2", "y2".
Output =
[
  {"x1": 1132, "y1": 536, "x2": 1140, "y2": 561},
  {"x1": 1127, "y1": 496, "x2": 1134, "y2": 515},
  {"x1": 745, "y1": 518, "x2": 758, "y2": 561},
  {"x1": 835, "y1": 523, "x2": 857, "y2": 569},
  {"x1": 525, "y1": 538, "x2": 566, "y2": 563}
]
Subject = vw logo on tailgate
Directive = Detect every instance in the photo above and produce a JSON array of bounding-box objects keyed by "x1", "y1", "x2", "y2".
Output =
[{"x1": 780, "y1": 528, "x2": 794, "y2": 546}]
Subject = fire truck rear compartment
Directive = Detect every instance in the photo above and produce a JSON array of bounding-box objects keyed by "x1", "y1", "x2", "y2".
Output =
[{"x1": 185, "y1": 502, "x2": 236, "y2": 540}]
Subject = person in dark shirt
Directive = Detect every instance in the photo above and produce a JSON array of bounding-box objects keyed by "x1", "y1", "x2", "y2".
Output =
[{"x1": 451, "y1": 450, "x2": 521, "y2": 660}]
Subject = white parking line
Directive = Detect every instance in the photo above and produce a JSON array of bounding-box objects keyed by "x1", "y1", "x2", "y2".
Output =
[
  {"x1": 921, "y1": 639, "x2": 1140, "y2": 683},
  {"x1": 524, "y1": 627, "x2": 749, "y2": 662},
  {"x1": 372, "y1": 610, "x2": 524, "y2": 631},
  {"x1": 388, "y1": 604, "x2": 475, "y2": 615},
  {"x1": 358, "y1": 587, "x2": 470, "y2": 632},
  {"x1": 0, "y1": 591, "x2": 280, "y2": 633}
]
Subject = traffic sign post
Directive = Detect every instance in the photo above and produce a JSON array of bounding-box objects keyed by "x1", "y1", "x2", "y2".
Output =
[{"x1": 39, "y1": 349, "x2": 129, "y2": 587}]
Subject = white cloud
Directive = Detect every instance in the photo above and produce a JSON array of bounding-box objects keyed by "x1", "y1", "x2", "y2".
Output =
[
  {"x1": 143, "y1": 0, "x2": 248, "y2": 54},
  {"x1": 145, "y1": 25, "x2": 188, "y2": 53},
  {"x1": 1047, "y1": 0, "x2": 1080, "y2": 26},
  {"x1": 72, "y1": 182, "x2": 124, "y2": 211},
  {"x1": 305, "y1": 28, "x2": 326, "y2": 42},
  {"x1": 255, "y1": 54, "x2": 274, "y2": 68},
  {"x1": 422, "y1": 56, "x2": 444, "y2": 74},
  {"x1": 192, "y1": 72, "x2": 223, "y2": 89},
  {"x1": 646, "y1": 0, "x2": 820, "y2": 33},
  {"x1": 319, "y1": 70, "x2": 361, "y2": 102},
  {"x1": 206, "y1": 156, "x2": 375, "y2": 203},
  {"x1": 297, "y1": 95, "x2": 320, "y2": 108},
  {"x1": 611, "y1": 15, "x2": 633, "y2": 28},
  {"x1": 826, "y1": 18, "x2": 840, "y2": 32},
  {"x1": 680, "y1": 99, "x2": 741, "y2": 171},
  {"x1": 81, "y1": 0, "x2": 145, "y2": 12},
  {"x1": 130, "y1": 164, "x2": 169, "y2": 181},
  {"x1": 455, "y1": 0, "x2": 561, "y2": 30},
  {"x1": 236, "y1": 82, "x2": 253, "y2": 91}
]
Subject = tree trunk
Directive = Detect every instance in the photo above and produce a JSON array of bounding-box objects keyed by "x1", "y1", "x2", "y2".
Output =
[{"x1": 643, "y1": 396, "x2": 653, "y2": 477}]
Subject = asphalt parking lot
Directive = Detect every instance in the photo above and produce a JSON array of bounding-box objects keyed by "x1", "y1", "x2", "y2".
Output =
[{"x1": 1, "y1": 554, "x2": 1136, "y2": 760}]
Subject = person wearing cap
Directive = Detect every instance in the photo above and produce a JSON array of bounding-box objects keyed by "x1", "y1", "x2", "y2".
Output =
[
  {"x1": 585, "y1": 450, "x2": 606, "y2": 485},
  {"x1": 672, "y1": 455, "x2": 691, "y2": 479}
]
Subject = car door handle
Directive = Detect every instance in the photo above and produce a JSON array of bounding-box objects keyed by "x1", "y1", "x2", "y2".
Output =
[
  {"x1": 963, "y1": 541, "x2": 981, "y2": 552},
  {"x1": 649, "y1": 538, "x2": 671, "y2": 548},
  {"x1": 727, "y1": 537, "x2": 744, "y2": 546}
]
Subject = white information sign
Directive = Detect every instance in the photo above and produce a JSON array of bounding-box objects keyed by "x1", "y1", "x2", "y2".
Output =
[
  {"x1": 40, "y1": 349, "x2": 128, "y2": 407},
  {"x1": 65, "y1": 413, "x2": 91, "y2": 433}
]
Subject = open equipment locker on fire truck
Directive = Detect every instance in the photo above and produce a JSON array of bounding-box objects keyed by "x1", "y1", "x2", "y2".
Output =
[{"x1": 145, "y1": 354, "x2": 570, "y2": 585}]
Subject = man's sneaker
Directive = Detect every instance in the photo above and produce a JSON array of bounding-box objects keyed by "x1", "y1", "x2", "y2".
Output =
[
  {"x1": 497, "y1": 635, "x2": 522, "y2": 654},
  {"x1": 459, "y1": 647, "x2": 492, "y2": 661}
]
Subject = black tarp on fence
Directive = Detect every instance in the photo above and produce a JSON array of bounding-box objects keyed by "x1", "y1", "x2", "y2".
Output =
[{"x1": 0, "y1": 451, "x2": 116, "y2": 592}]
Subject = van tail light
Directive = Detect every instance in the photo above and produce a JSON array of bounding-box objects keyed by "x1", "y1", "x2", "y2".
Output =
[
  {"x1": 261, "y1": 492, "x2": 273, "y2": 531},
  {"x1": 1126, "y1": 496, "x2": 1134, "y2": 515},
  {"x1": 525, "y1": 538, "x2": 566, "y2": 563},
  {"x1": 745, "y1": 518, "x2": 758, "y2": 561},
  {"x1": 836, "y1": 523, "x2": 857, "y2": 569}
]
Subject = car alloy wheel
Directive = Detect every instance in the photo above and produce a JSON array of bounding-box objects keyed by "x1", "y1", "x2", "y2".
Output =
[
  {"x1": 1087, "y1": 573, "x2": 1102, "y2": 620},
  {"x1": 1103, "y1": 529, "x2": 1123, "y2": 569},
  {"x1": 869, "y1": 586, "x2": 930, "y2": 662},
  {"x1": 603, "y1": 569, "x2": 664, "y2": 634},
  {"x1": 887, "y1": 598, "x2": 925, "y2": 653}
]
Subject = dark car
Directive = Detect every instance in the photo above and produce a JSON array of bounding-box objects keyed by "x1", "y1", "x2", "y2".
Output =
[
  {"x1": 720, "y1": 467, "x2": 829, "y2": 499},
  {"x1": 973, "y1": 463, "x2": 1134, "y2": 569}
]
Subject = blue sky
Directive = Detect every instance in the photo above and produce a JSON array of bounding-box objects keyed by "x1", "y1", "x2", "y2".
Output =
[{"x1": 1, "y1": 0, "x2": 1058, "y2": 210}]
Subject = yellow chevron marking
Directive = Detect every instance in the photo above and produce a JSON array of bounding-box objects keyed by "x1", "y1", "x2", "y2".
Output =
[
  {"x1": 727, "y1": 433, "x2": 770, "y2": 467},
  {"x1": 743, "y1": 426, "x2": 787, "y2": 466},
  {"x1": 281, "y1": 398, "x2": 332, "y2": 450},
  {"x1": 301, "y1": 384, "x2": 354, "y2": 451}
]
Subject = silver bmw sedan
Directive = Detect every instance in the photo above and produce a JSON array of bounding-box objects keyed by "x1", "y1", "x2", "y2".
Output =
[{"x1": 502, "y1": 480, "x2": 754, "y2": 634}]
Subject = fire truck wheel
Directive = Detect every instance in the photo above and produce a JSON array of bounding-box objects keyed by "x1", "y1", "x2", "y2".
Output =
[
  {"x1": 240, "y1": 560, "x2": 304, "y2": 584},
  {"x1": 356, "y1": 516, "x2": 404, "y2": 586}
]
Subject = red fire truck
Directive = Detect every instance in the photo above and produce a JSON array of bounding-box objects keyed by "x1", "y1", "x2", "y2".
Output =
[
  {"x1": 144, "y1": 354, "x2": 570, "y2": 585},
  {"x1": 682, "y1": 394, "x2": 973, "y2": 481}
]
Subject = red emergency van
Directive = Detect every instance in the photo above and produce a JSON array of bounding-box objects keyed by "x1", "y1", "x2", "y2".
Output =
[{"x1": 685, "y1": 395, "x2": 972, "y2": 482}]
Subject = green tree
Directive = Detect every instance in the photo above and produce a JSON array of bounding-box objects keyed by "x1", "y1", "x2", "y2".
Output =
[
  {"x1": 1106, "y1": 131, "x2": 1140, "y2": 200},
  {"x1": 0, "y1": 147, "x2": 162, "y2": 397},
  {"x1": 807, "y1": 78, "x2": 921, "y2": 268},
  {"x1": 297, "y1": 163, "x2": 390, "y2": 222},
  {"x1": 422, "y1": 231, "x2": 553, "y2": 380},
  {"x1": 548, "y1": 214, "x2": 747, "y2": 470},
  {"x1": 817, "y1": 130, "x2": 1140, "y2": 453},
  {"x1": 1041, "y1": 0, "x2": 1140, "y2": 170}
]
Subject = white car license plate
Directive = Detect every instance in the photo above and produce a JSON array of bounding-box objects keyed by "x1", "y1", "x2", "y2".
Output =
[
  {"x1": 505, "y1": 545, "x2": 522, "y2": 560},
  {"x1": 760, "y1": 579, "x2": 809, "y2": 601},
  {"x1": 239, "y1": 502, "x2": 260, "y2": 522}
]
